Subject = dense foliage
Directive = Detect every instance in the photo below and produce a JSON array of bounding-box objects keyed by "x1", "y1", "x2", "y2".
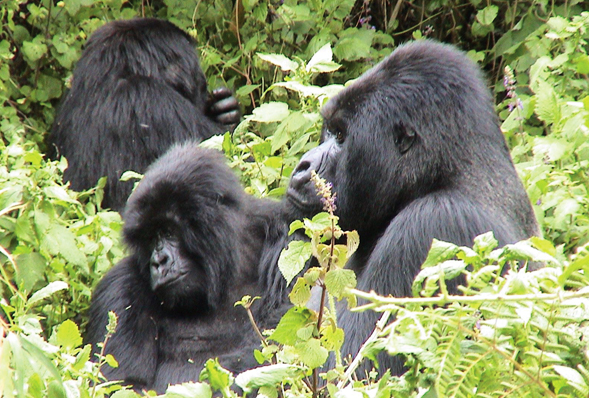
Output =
[{"x1": 1, "y1": 1, "x2": 588, "y2": 397}]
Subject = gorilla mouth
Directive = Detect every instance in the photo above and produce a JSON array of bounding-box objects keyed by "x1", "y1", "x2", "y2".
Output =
[
  {"x1": 152, "y1": 271, "x2": 188, "y2": 292},
  {"x1": 286, "y1": 185, "x2": 322, "y2": 212}
]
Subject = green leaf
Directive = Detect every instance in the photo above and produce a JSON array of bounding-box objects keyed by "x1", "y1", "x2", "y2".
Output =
[
  {"x1": 257, "y1": 53, "x2": 299, "y2": 71},
  {"x1": 105, "y1": 354, "x2": 119, "y2": 368},
  {"x1": 54, "y1": 320, "x2": 82, "y2": 349},
  {"x1": 111, "y1": 390, "x2": 140, "y2": 398},
  {"x1": 324, "y1": 268, "x2": 356, "y2": 298},
  {"x1": 307, "y1": 44, "x2": 341, "y2": 73},
  {"x1": 502, "y1": 241, "x2": 558, "y2": 264},
  {"x1": 421, "y1": 239, "x2": 460, "y2": 269},
  {"x1": 278, "y1": 240, "x2": 312, "y2": 285},
  {"x1": 476, "y1": 5, "x2": 499, "y2": 26},
  {"x1": 574, "y1": 55, "x2": 589, "y2": 74},
  {"x1": 235, "y1": 364, "x2": 301, "y2": 392},
  {"x1": 42, "y1": 224, "x2": 87, "y2": 267},
  {"x1": 534, "y1": 82, "x2": 559, "y2": 125},
  {"x1": 288, "y1": 220, "x2": 305, "y2": 235},
  {"x1": 346, "y1": 231, "x2": 359, "y2": 258},
  {"x1": 236, "y1": 84, "x2": 260, "y2": 97},
  {"x1": 289, "y1": 277, "x2": 312, "y2": 306},
  {"x1": 28, "y1": 281, "x2": 68, "y2": 306},
  {"x1": 165, "y1": 382, "x2": 212, "y2": 398},
  {"x1": 22, "y1": 39, "x2": 47, "y2": 63},
  {"x1": 200, "y1": 359, "x2": 234, "y2": 391},
  {"x1": 15, "y1": 253, "x2": 46, "y2": 293},
  {"x1": 249, "y1": 102, "x2": 290, "y2": 123},
  {"x1": 295, "y1": 338, "x2": 328, "y2": 368},
  {"x1": 321, "y1": 326, "x2": 344, "y2": 351},
  {"x1": 269, "y1": 307, "x2": 313, "y2": 345},
  {"x1": 120, "y1": 170, "x2": 143, "y2": 182},
  {"x1": 533, "y1": 137, "x2": 570, "y2": 162}
]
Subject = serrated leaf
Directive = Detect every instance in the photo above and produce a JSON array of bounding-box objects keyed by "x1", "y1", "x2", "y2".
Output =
[
  {"x1": 249, "y1": 102, "x2": 290, "y2": 123},
  {"x1": 278, "y1": 240, "x2": 312, "y2": 285},
  {"x1": 200, "y1": 359, "x2": 234, "y2": 391},
  {"x1": 43, "y1": 224, "x2": 87, "y2": 267},
  {"x1": 325, "y1": 268, "x2": 356, "y2": 298},
  {"x1": 54, "y1": 320, "x2": 82, "y2": 349},
  {"x1": 269, "y1": 307, "x2": 313, "y2": 345},
  {"x1": 502, "y1": 241, "x2": 558, "y2": 264},
  {"x1": 257, "y1": 53, "x2": 299, "y2": 71},
  {"x1": 44, "y1": 186, "x2": 76, "y2": 203},
  {"x1": 321, "y1": 326, "x2": 344, "y2": 351},
  {"x1": 534, "y1": 82, "x2": 559, "y2": 125},
  {"x1": 476, "y1": 5, "x2": 499, "y2": 26},
  {"x1": 307, "y1": 44, "x2": 341, "y2": 73},
  {"x1": 235, "y1": 364, "x2": 301, "y2": 391},
  {"x1": 28, "y1": 281, "x2": 68, "y2": 306},
  {"x1": 295, "y1": 338, "x2": 328, "y2": 368},
  {"x1": 165, "y1": 382, "x2": 212, "y2": 398},
  {"x1": 421, "y1": 239, "x2": 460, "y2": 269},
  {"x1": 288, "y1": 220, "x2": 305, "y2": 235},
  {"x1": 289, "y1": 277, "x2": 312, "y2": 306},
  {"x1": 346, "y1": 231, "x2": 359, "y2": 258}
]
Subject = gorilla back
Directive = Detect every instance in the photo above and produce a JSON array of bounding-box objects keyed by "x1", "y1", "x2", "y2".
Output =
[
  {"x1": 282, "y1": 40, "x2": 539, "y2": 374},
  {"x1": 49, "y1": 18, "x2": 239, "y2": 211},
  {"x1": 86, "y1": 143, "x2": 277, "y2": 392}
]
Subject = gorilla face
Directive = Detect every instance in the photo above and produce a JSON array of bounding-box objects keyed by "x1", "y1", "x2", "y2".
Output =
[{"x1": 147, "y1": 230, "x2": 207, "y2": 312}]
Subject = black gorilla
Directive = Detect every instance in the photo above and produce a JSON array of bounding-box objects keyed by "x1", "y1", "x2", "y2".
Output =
[
  {"x1": 49, "y1": 18, "x2": 239, "y2": 211},
  {"x1": 86, "y1": 143, "x2": 279, "y2": 392},
  {"x1": 265, "y1": 40, "x2": 540, "y2": 375}
]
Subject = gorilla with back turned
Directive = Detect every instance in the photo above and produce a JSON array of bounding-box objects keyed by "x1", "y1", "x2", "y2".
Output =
[
  {"x1": 86, "y1": 142, "x2": 281, "y2": 392},
  {"x1": 49, "y1": 18, "x2": 239, "y2": 211},
  {"x1": 262, "y1": 40, "x2": 540, "y2": 375}
]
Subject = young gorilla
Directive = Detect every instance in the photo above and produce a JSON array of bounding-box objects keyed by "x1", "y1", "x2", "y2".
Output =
[
  {"x1": 86, "y1": 143, "x2": 280, "y2": 393},
  {"x1": 49, "y1": 18, "x2": 239, "y2": 211},
  {"x1": 263, "y1": 40, "x2": 540, "y2": 375}
]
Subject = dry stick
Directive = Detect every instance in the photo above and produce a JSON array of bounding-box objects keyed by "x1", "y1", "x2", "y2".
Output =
[{"x1": 336, "y1": 310, "x2": 392, "y2": 390}]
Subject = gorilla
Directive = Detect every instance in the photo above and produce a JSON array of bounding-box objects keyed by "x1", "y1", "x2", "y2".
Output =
[
  {"x1": 263, "y1": 40, "x2": 540, "y2": 375},
  {"x1": 49, "y1": 18, "x2": 239, "y2": 211},
  {"x1": 86, "y1": 143, "x2": 280, "y2": 393}
]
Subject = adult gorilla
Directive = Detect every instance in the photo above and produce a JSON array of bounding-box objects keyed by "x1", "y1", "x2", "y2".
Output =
[
  {"x1": 267, "y1": 40, "x2": 540, "y2": 374},
  {"x1": 49, "y1": 18, "x2": 239, "y2": 211},
  {"x1": 86, "y1": 143, "x2": 280, "y2": 392}
]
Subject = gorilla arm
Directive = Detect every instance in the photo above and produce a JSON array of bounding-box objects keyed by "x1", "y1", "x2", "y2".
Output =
[
  {"x1": 337, "y1": 191, "x2": 518, "y2": 374},
  {"x1": 86, "y1": 258, "x2": 159, "y2": 389}
]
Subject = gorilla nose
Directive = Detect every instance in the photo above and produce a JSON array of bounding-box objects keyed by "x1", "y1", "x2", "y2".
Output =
[
  {"x1": 290, "y1": 159, "x2": 314, "y2": 190},
  {"x1": 151, "y1": 250, "x2": 170, "y2": 268}
]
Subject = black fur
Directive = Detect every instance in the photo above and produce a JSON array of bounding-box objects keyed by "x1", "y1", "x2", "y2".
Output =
[
  {"x1": 266, "y1": 40, "x2": 540, "y2": 375},
  {"x1": 49, "y1": 18, "x2": 239, "y2": 211},
  {"x1": 86, "y1": 143, "x2": 278, "y2": 393}
]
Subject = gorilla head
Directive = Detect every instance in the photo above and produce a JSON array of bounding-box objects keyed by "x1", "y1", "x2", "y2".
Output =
[
  {"x1": 49, "y1": 18, "x2": 239, "y2": 211},
  {"x1": 85, "y1": 143, "x2": 277, "y2": 392},
  {"x1": 122, "y1": 143, "x2": 246, "y2": 313}
]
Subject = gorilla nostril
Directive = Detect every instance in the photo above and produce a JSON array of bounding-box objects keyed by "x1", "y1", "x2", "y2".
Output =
[{"x1": 293, "y1": 160, "x2": 312, "y2": 176}]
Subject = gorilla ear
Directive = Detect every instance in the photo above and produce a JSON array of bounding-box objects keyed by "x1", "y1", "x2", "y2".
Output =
[{"x1": 392, "y1": 122, "x2": 416, "y2": 154}]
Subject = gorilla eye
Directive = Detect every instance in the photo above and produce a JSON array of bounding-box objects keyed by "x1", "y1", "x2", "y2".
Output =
[{"x1": 335, "y1": 130, "x2": 345, "y2": 144}]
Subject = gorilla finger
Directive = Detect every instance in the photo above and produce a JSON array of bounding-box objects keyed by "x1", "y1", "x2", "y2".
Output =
[
  {"x1": 216, "y1": 110, "x2": 241, "y2": 126},
  {"x1": 210, "y1": 96, "x2": 239, "y2": 114},
  {"x1": 210, "y1": 86, "x2": 234, "y2": 101}
]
